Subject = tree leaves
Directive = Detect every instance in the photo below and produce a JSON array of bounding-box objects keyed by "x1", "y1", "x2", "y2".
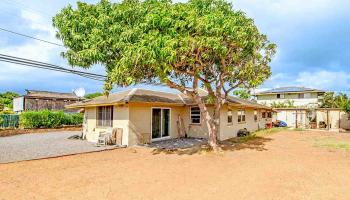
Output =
[{"x1": 53, "y1": 0, "x2": 276, "y2": 94}]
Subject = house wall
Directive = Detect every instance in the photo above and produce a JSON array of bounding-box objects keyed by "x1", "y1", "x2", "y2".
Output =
[
  {"x1": 340, "y1": 112, "x2": 350, "y2": 130},
  {"x1": 128, "y1": 103, "x2": 185, "y2": 146},
  {"x1": 182, "y1": 106, "x2": 213, "y2": 139},
  {"x1": 83, "y1": 105, "x2": 129, "y2": 146},
  {"x1": 13, "y1": 97, "x2": 24, "y2": 112},
  {"x1": 219, "y1": 105, "x2": 265, "y2": 141},
  {"x1": 83, "y1": 103, "x2": 274, "y2": 146}
]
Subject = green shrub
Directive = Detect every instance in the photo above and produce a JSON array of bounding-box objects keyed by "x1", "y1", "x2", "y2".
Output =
[{"x1": 19, "y1": 110, "x2": 83, "y2": 129}]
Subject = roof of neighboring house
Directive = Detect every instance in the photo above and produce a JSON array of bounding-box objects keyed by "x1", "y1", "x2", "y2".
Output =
[
  {"x1": 66, "y1": 88, "x2": 271, "y2": 110},
  {"x1": 256, "y1": 87, "x2": 325, "y2": 95},
  {"x1": 24, "y1": 90, "x2": 80, "y2": 100}
]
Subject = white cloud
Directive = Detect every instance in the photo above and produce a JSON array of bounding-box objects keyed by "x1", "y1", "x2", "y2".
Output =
[
  {"x1": 0, "y1": 10, "x2": 63, "y2": 81},
  {"x1": 295, "y1": 70, "x2": 350, "y2": 90},
  {"x1": 0, "y1": 7, "x2": 103, "y2": 93},
  {"x1": 262, "y1": 70, "x2": 350, "y2": 91}
]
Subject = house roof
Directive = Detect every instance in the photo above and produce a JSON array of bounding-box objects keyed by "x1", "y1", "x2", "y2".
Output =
[
  {"x1": 24, "y1": 90, "x2": 80, "y2": 100},
  {"x1": 66, "y1": 88, "x2": 271, "y2": 110},
  {"x1": 256, "y1": 87, "x2": 325, "y2": 95}
]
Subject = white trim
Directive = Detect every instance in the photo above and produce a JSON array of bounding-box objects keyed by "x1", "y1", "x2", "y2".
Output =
[
  {"x1": 151, "y1": 107, "x2": 172, "y2": 141},
  {"x1": 237, "y1": 109, "x2": 246, "y2": 123}
]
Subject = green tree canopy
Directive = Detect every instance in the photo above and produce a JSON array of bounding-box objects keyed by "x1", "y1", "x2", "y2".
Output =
[
  {"x1": 270, "y1": 100, "x2": 295, "y2": 108},
  {"x1": 84, "y1": 92, "x2": 103, "y2": 99},
  {"x1": 0, "y1": 92, "x2": 20, "y2": 110},
  {"x1": 321, "y1": 92, "x2": 348, "y2": 108},
  {"x1": 233, "y1": 88, "x2": 251, "y2": 100},
  {"x1": 53, "y1": 0, "x2": 276, "y2": 148}
]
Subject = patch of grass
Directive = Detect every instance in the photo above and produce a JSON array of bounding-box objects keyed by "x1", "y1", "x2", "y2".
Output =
[
  {"x1": 293, "y1": 128, "x2": 304, "y2": 131},
  {"x1": 232, "y1": 127, "x2": 288, "y2": 143},
  {"x1": 254, "y1": 127, "x2": 288, "y2": 136},
  {"x1": 314, "y1": 137, "x2": 350, "y2": 150}
]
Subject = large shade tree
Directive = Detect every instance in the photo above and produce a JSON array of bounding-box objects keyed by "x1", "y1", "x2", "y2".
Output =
[{"x1": 53, "y1": 0, "x2": 276, "y2": 149}]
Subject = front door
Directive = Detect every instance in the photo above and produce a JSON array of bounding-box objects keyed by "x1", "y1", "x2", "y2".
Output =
[{"x1": 152, "y1": 108, "x2": 170, "y2": 140}]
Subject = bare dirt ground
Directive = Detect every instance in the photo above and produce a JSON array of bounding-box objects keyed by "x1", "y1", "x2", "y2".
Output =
[{"x1": 1, "y1": 130, "x2": 350, "y2": 200}]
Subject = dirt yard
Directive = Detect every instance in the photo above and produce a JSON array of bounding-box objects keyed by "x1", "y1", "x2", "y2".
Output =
[{"x1": 1, "y1": 130, "x2": 350, "y2": 200}]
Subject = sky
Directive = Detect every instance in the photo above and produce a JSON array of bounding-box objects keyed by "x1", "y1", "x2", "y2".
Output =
[{"x1": 0, "y1": 0, "x2": 349, "y2": 95}]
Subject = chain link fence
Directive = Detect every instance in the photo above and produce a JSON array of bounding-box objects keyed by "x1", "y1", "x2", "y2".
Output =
[{"x1": 0, "y1": 114, "x2": 19, "y2": 129}]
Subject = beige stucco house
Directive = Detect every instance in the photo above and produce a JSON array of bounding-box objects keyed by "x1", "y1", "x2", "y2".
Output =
[{"x1": 67, "y1": 88, "x2": 273, "y2": 146}]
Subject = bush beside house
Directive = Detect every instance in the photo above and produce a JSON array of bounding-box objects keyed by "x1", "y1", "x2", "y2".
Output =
[{"x1": 19, "y1": 110, "x2": 83, "y2": 129}]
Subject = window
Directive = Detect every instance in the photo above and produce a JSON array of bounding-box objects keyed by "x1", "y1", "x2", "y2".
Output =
[
  {"x1": 254, "y1": 110, "x2": 258, "y2": 121},
  {"x1": 97, "y1": 106, "x2": 113, "y2": 127},
  {"x1": 227, "y1": 108, "x2": 233, "y2": 124},
  {"x1": 277, "y1": 94, "x2": 285, "y2": 99},
  {"x1": 190, "y1": 107, "x2": 201, "y2": 124},
  {"x1": 267, "y1": 112, "x2": 272, "y2": 118},
  {"x1": 298, "y1": 93, "x2": 304, "y2": 99},
  {"x1": 237, "y1": 110, "x2": 246, "y2": 123}
]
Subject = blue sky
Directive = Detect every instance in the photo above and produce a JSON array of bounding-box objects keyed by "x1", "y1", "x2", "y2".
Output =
[{"x1": 0, "y1": 0, "x2": 349, "y2": 95}]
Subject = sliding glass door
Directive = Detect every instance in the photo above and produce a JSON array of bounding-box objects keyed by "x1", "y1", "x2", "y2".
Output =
[{"x1": 152, "y1": 108, "x2": 170, "y2": 140}]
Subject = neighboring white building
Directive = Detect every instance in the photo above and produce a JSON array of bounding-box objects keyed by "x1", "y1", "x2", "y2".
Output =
[{"x1": 255, "y1": 87, "x2": 325, "y2": 108}]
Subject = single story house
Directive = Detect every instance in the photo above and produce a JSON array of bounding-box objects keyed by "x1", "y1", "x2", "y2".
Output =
[
  {"x1": 66, "y1": 88, "x2": 273, "y2": 146},
  {"x1": 13, "y1": 90, "x2": 81, "y2": 113}
]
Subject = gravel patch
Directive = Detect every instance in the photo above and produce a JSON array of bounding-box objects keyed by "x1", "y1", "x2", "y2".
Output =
[
  {"x1": 0, "y1": 131, "x2": 118, "y2": 163},
  {"x1": 146, "y1": 138, "x2": 207, "y2": 150}
]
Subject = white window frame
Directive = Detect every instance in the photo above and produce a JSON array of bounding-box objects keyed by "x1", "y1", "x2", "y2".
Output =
[
  {"x1": 227, "y1": 108, "x2": 233, "y2": 125},
  {"x1": 190, "y1": 107, "x2": 201, "y2": 124},
  {"x1": 238, "y1": 110, "x2": 246, "y2": 123}
]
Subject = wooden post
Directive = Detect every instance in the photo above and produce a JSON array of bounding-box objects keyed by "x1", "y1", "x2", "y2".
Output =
[
  {"x1": 327, "y1": 110, "x2": 330, "y2": 130},
  {"x1": 176, "y1": 115, "x2": 181, "y2": 138},
  {"x1": 295, "y1": 110, "x2": 298, "y2": 129}
]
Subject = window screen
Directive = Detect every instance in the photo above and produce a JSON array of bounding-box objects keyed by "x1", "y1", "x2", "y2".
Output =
[{"x1": 191, "y1": 107, "x2": 201, "y2": 124}]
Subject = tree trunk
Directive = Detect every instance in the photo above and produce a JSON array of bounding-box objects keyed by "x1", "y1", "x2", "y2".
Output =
[{"x1": 194, "y1": 96, "x2": 221, "y2": 150}]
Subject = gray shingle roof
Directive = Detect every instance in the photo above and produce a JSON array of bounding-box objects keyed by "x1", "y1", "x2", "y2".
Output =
[
  {"x1": 25, "y1": 90, "x2": 79, "y2": 100},
  {"x1": 66, "y1": 88, "x2": 271, "y2": 110},
  {"x1": 256, "y1": 87, "x2": 325, "y2": 95}
]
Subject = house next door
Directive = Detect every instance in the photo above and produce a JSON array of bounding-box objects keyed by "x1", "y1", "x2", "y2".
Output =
[{"x1": 152, "y1": 108, "x2": 170, "y2": 140}]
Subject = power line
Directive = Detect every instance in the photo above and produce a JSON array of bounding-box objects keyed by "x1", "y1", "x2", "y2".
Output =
[
  {"x1": 0, "y1": 54, "x2": 106, "y2": 78},
  {"x1": 0, "y1": 27, "x2": 64, "y2": 47},
  {"x1": 0, "y1": 54, "x2": 106, "y2": 81}
]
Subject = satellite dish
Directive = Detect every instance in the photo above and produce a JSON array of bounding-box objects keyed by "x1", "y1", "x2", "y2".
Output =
[{"x1": 73, "y1": 87, "x2": 86, "y2": 98}]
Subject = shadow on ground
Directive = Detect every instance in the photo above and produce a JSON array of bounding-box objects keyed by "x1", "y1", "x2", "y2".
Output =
[{"x1": 151, "y1": 136, "x2": 273, "y2": 155}]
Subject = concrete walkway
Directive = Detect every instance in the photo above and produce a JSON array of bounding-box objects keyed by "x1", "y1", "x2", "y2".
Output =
[{"x1": 0, "y1": 131, "x2": 117, "y2": 164}]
